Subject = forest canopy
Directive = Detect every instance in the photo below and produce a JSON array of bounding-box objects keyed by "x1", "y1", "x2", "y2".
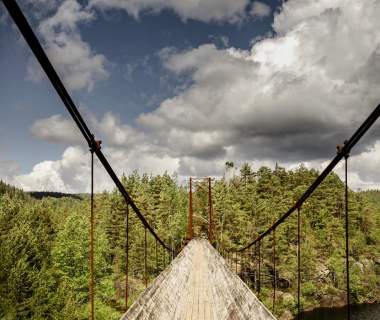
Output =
[{"x1": 0, "y1": 163, "x2": 379, "y2": 319}]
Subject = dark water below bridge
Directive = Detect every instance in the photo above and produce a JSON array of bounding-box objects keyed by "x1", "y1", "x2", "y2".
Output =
[{"x1": 301, "y1": 303, "x2": 380, "y2": 320}]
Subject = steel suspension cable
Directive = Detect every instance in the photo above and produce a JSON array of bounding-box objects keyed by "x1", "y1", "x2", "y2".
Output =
[
  {"x1": 2, "y1": 0, "x2": 173, "y2": 253},
  {"x1": 345, "y1": 155, "x2": 350, "y2": 320},
  {"x1": 2, "y1": 0, "x2": 93, "y2": 144},
  {"x1": 234, "y1": 102, "x2": 380, "y2": 253}
]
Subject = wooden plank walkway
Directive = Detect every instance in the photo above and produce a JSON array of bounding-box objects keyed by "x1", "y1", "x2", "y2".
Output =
[
  {"x1": 121, "y1": 239, "x2": 276, "y2": 320},
  {"x1": 184, "y1": 242, "x2": 214, "y2": 320}
]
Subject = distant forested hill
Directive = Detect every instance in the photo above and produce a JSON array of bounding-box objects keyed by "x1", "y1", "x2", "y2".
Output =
[
  {"x1": 28, "y1": 191, "x2": 84, "y2": 200},
  {"x1": 0, "y1": 166, "x2": 379, "y2": 319}
]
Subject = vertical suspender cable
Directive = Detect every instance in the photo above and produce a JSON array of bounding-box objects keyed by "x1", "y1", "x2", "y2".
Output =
[
  {"x1": 254, "y1": 244, "x2": 257, "y2": 290},
  {"x1": 89, "y1": 150, "x2": 95, "y2": 320},
  {"x1": 164, "y1": 246, "x2": 166, "y2": 267},
  {"x1": 125, "y1": 204, "x2": 129, "y2": 311},
  {"x1": 245, "y1": 251, "x2": 247, "y2": 281},
  {"x1": 297, "y1": 207, "x2": 301, "y2": 319},
  {"x1": 155, "y1": 238, "x2": 158, "y2": 274},
  {"x1": 240, "y1": 251, "x2": 247, "y2": 282},
  {"x1": 273, "y1": 229, "x2": 276, "y2": 313},
  {"x1": 243, "y1": 251, "x2": 245, "y2": 282},
  {"x1": 254, "y1": 244, "x2": 257, "y2": 291},
  {"x1": 258, "y1": 240, "x2": 261, "y2": 295},
  {"x1": 187, "y1": 178, "x2": 193, "y2": 241},
  {"x1": 169, "y1": 240, "x2": 171, "y2": 262},
  {"x1": 144, "y1": 227, "x2": 147, "y2": 288},
  {"x1": 235, "y1": 252, "x2": 238, "y2": 274},
  {"x1": 208, "y1": 177, "x2": 213, "y2": 243},
  {"x1": 345, "y1": 154, "x2": 350, "y2": 320},
  {"x1": 241, "y1": 251, "x2": 244, "y2": 281},
  {"x1": 245, "y1": 251, "x2": 247, "y2": 282}
]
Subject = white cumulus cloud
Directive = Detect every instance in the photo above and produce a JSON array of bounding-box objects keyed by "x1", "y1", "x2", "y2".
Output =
[
  {"x1": 27, "y1": 0, "x2": 109, "y2": 91},
  {"x1": 31, "y1": 114, "x2": 83, "y2": 145},
  {"x1": 139, "y1": 0, "x2": 380, "y2": 164},
  {"x1": 13, "y1": 145, "x2": 179, "y2": 193},
  {"x1": 30, "y1": 111, "x2": 145, "y2": 148},
  {"x1": 15, "y1": 146, "x2": 92, "y2": 192}
]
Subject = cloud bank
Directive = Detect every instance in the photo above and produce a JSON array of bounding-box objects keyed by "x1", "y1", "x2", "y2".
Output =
[{"x1": 6, "y1": 0, "x2": 380, "y2": 192}]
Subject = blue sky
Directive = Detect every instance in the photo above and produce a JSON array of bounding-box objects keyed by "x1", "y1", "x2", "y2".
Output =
[
  {"x1": 1, "y1": 0, "x2": 278, "y2": 172},
  {"x1": 1, "y1": 0, "x2": 380, "y2": 192}
]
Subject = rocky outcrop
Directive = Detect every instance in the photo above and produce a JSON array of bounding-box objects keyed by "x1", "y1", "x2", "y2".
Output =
[
  {"x1": 319, "y1": 293, "x2": 346, "y2": 308},
  {"x1": 279, "y1": 310, "x2": 293, "y2": 320}
]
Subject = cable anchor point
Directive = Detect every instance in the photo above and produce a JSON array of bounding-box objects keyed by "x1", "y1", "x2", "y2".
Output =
[
  {"x1": 89, "y1": 135, "x2": 102, "y2": 153},
  {"x1": 336, "y1": 140, "x2": 349, "y2": 159}
]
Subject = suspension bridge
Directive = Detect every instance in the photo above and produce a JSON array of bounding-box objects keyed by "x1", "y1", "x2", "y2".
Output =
[{"x1": 2, "y1": 1, "x2": 380, "y2": 319}]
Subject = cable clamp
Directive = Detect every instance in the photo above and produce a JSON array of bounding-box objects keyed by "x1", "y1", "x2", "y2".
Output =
[
  {"x1": 336, "y1": 140, "x2": 349, "y2": 159},
  {"x1": 89, "y1": 135, "x2": 102, "y2": 153}
]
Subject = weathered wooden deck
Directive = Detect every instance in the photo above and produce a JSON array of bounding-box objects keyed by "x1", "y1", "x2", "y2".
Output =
[{"x1": 121, "y1": 239, "x2": 276, "y2": 320}]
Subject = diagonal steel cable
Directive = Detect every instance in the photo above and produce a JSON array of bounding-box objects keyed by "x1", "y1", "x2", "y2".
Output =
[
  {"x1": 235, "y1": 102, "x2": 380, "y2": 252},
  {"x1": 2, "y1": 0, "x2": 173, "y2": 252}
]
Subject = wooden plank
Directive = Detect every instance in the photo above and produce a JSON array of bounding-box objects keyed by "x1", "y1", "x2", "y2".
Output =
[{"x1": 121, "y1": 239, "x2": 276, "y2": 320}]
